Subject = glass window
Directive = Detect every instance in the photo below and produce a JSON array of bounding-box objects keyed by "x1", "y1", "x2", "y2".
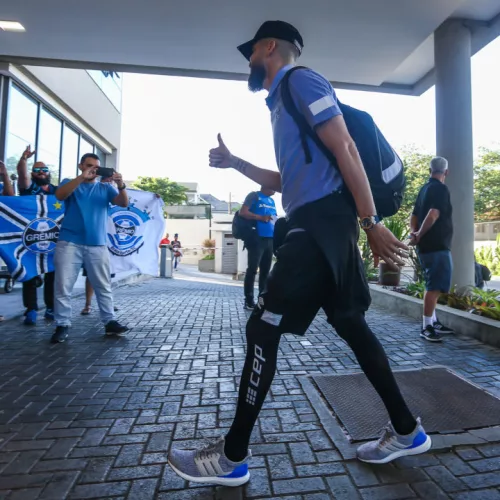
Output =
[
  {"x1": 87, "y1": 70, "x2": 122, "y2": 111},
  {"x1": 5, "y1": 85, "x2": 38, "y2": 175},
  {"x1": 37, "y1": 108, "x2": 62, "y2": 181},
  {"x1": 95, "y1": 147, "x2": 107, "y2": 167},
  {"x1": 79, "y1": 137, "x2": 94, "y2": 159},
  {"x1": 60, "y1": 125, "x2": 79, "y2": 180}
]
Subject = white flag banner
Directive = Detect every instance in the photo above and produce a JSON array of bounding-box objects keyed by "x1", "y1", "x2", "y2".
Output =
[{"x1": 107, "y1": 189, "x2": 165, "y2": 276}]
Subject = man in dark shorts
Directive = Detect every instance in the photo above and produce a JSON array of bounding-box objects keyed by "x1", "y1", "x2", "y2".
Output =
[
  {"x1": 168, "y1": 21, "x2": 430, "y2": 487},
  {"x1": 17, "y1": 146, "x2": 58, "y2": 325},
  {"x1": 410, "y1": 156, "x2": 454, "y2": 342}
]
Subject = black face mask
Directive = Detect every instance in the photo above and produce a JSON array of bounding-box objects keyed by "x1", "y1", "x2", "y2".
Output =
[
  {"x1": 248, "y1": 63, "x2": 267, "y2": 93},
  {"x1": 32, "y1": 174, "x2": 51, "y2": 186}
]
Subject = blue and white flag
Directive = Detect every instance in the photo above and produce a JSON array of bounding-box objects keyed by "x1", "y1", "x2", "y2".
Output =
[
  {"x1": 0, "y1": 195, "x2": 64, "y2": 282},
  {"x1": 107, "y1": 189, "x2": 165, "y2": 276}
]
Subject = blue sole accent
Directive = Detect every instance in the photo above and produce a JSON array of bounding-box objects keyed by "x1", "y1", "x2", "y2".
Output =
[
  {"x1": 408, "y1": 431, "x2": 427, "y2": 449},
  {"x1": 220, "y1": 463, "x2": 248, "y2": 479}
]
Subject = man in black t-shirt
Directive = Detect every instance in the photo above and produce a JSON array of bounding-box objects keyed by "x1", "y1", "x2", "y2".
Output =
[
  {"x1": 410, "y1": 156, "x2": 454, "y2": 342},
  {"x1": 17, "y1": 146, "x2": 58, "y2": 325}
]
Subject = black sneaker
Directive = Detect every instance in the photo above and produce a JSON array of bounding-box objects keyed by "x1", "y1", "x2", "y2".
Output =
[
  {"x1": 244, "y1": 300, "x2": 255, "y2": 311},
  {"x1": 432, "y1": 320, "x2": 454, "y2": 334},
  {"x1": 420, "y1": 325, "x2": 442, "y2": 343},
  {"x1": 105, "y1": 320, "x2": 129, "y2": 336},
  {"x1": 51, "y1": 326, "x2": 69, "y2": 344}
]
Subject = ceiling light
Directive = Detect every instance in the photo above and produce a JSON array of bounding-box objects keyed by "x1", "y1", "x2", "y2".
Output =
[{"x1": 0, "y1": 21, "x2": 25, "y2": 32}]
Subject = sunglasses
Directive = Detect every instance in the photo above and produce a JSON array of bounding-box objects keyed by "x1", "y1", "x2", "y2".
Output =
[{"x1": 33, "y1": 167, "x2": 49, "y2": 173}]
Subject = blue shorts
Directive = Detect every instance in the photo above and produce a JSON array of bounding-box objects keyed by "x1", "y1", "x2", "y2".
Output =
[{"x1": 418, "y1": 250, "x2": 453, "y2": 293}]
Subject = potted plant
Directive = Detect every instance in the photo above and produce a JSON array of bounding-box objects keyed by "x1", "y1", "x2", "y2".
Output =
[
  {"x1": 198, "y1": 239, "x2": 215, "y2": 272},
  {"x1": 378, "y1": 217, "x2": 409, "y2": 286}
]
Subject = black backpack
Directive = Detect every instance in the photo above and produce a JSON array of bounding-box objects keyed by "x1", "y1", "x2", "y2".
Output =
[
  {"x1": 280, "y1": 66, "x2": 406, "y2": 218},
  {"x1": 232, "y1": 210, "x2": 257, "y2": 244}
]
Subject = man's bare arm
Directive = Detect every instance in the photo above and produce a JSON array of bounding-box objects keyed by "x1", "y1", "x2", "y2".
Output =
[
  {"x1": 416, "y1": 209, "x2": 440, "y2": 240},
  {"x1": 316, "y1": 114, "x2": 408, "y2": 269},
  {"x1": 240, "y1": 203, "x2": 269, "y2": 222},
  {"x1": 410, "y1": 215, "x2": 419, "y2": 234},
  {"x1": 231, "y1": 157, "x2": 282, "y2": 193},
  {"x1": 16, "y1": 157, "x2": 30, "y2": 191},
  {"x1": 0, "y1": 162, "x2": 14, "y2": 196},
  {"x1": 316, "y1": 115, "x2": 375, "y2": 218},
  {"x1": 112, "y1": 189, "x2": 129, "y2": 208}
]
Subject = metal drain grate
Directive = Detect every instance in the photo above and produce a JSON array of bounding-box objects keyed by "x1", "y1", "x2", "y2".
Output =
[{"x1": 313, "y1": 367, "x2": 500, "y2": 441}]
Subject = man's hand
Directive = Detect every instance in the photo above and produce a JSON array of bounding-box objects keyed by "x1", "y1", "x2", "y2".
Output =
[
  {"x1": 80, "y1": 168, "x2": 97, "y2": 181},
  {"x1": 408, "y1": 232, "x2": 419, "y2": 246},
  {"x1": 112, "y1": 172, "x2": 125, "y2": 188},
  {"x1": 0, "y1": 161, "x2": 7, "y2": 176},
  {"x1": 209, "y1": 134, "x2": 233, "y2": 169},
  {"x1": 366, "y1": 224, "x2": 409, "y2": 270},
  {"x1": 259, "y1": 215, "x2": 272, "y2": 223},
  {"x1": 22, "y1": 145, "x2": 36, "y2": 160}
]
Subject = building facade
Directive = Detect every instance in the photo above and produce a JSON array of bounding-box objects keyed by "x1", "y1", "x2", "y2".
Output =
[{"x1": 0, "y1": 64, "x2": 122, "y2": 186}]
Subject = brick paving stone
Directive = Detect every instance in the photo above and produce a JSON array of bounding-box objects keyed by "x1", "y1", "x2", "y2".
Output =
[
  {"x1": 68, "y1": 481, "x2": 130, "y2": 499},
  {"x1": 1, "y1": 277, "x2": 500, "y2": 499},
  {"x1": 460, "y1": 472, "x2": 500, "y2": 489},
  {"x1": 325, "y1": 475, "x2": 361, "y2": 499},
  {"x1": 345, "y1": 461, "x2": 379, "y2": 487},
  {"x1": 424, "y1": 465, "x2": 466, "y2": 492},
  {"x1": 359, "y1": 483, "x2": 416, "y2": 500},
  {"x1": 273, "y1": 477, "x2": 325, "y2": 495},
  {"x1": 452, "y1": 491, "x2": 500, "y2": 500},
  {"x1": 411, "y1": 481, "x2": 450, "y2": 500},
  {"x1": 289, "y1": 442, "x2": 316, "y2": 465},
  {"x1": 468, "y1": 456, "x2": 500, "y2": 472},
  {"x1": 126, "y1": 478, "x2": 159, "y2": 500},
  {"x1": 266, "y1": 454, "x2": 296, "y2": 480}
]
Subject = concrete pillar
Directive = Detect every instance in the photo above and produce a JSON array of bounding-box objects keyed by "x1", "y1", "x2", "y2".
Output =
[{"x1": 434, "y1": 20, "x2": 475, "y2": 289}]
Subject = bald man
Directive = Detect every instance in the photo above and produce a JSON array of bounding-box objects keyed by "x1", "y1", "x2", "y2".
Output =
[{"x1": 17, "y1": 145, "x2": 58, "y2": 325}]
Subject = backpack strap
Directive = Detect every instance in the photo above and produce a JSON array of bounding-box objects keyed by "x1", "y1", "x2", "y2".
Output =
[{"x1": 280, "y1": 66, "x2": 337, "y2": 167}]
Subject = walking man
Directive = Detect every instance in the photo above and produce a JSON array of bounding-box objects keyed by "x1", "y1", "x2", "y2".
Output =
[
  {"x1": 168, "y1": 20, "x2": 430, "y2": 487},
  {"x1": 410, "y1": 156, "x2": 454, "y2": 342},
  {"x1": 51, "y1": 153, "x2": 129, "y2": 343},
  {"x1": 17, "y1": 146, "x2": 58, "y2": 325},
  {"x1": 241, "y1": 187, "x2": 277, "y2": 309},
  {"x1": 171, "y1": 234, "x2": 182, "y2": 271}
]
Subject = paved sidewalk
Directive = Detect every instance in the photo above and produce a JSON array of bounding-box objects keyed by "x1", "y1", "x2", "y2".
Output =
[{"x1": 1, "y1": 272, "x2": 500, "y2": 499}]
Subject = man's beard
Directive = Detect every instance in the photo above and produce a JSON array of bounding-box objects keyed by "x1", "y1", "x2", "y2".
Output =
[
  {"x1": 33, "y1": 175, "x2": 51, "y2": 186},
  {"x1": 248, "y1": 63, "x2": 266, "y2": 93}
]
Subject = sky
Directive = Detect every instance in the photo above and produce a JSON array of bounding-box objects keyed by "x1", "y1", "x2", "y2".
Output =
[{"x1": 119, "y1": 36, "x2": 500, "y2": 211}]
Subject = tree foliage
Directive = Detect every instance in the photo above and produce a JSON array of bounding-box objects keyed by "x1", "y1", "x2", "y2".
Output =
[
  {"x1": 132, "y1": 176, "x2": 187, "y2": 206},
  {"x1": 474, "y1": 148, "x2": 500, "y2": 222}
]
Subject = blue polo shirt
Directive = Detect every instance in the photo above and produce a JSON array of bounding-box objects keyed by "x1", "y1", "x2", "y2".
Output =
[
  {"x1": 58, "y1": 179, "x2": 118, "y2": 246},
  {"x1": 266, "y1": 65, "x2": 343, "y2": 216}
]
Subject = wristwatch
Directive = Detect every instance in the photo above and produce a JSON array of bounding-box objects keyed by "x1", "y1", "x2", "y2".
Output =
[
  {"x1": 118, "y1": 183, "x2": 126, "y2": 191},
  {"x1": 359, "y1": 215, "x2": 381, "y2": 231}
]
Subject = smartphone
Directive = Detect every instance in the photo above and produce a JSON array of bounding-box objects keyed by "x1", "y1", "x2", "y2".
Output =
[{"x1": 96, "y1": 167, "x2": 115, "y2": 178}]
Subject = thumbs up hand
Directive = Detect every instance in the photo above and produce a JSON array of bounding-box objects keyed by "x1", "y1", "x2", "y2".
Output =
[{"x1": 209, "y1": 134, "x2": 233, "y2": 169}]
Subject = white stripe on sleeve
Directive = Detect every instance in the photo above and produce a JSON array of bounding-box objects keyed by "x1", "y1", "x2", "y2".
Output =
[{"x1": 308, "y1": 95, "x2": 336, "y2": 116}]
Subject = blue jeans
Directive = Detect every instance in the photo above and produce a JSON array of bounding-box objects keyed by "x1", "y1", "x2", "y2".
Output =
[{"x1": 54, "y1": 241, "x2": 115, "y2": 326}]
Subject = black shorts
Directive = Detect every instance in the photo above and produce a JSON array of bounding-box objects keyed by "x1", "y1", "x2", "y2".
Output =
[{"x1": 258, "y1": 191, "x2": 371, "y2": 335}]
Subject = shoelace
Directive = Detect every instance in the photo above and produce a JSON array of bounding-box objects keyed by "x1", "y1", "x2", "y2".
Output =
[
  {"x1": 195, "y1": 438, "x2": 223, "y2": 461},
  {"x1": 377, "y1": 424, "x2": 395, "y2": 448}
]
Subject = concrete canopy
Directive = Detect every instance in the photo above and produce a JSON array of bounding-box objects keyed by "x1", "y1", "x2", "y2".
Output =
[{"x1": 0, "y1": 0, "x2": 499, "y2": 95}]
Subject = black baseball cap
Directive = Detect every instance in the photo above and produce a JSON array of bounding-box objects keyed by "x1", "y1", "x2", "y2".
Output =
[{"x1": 237, "y1": 20, "x2": 304, "y2": 61}]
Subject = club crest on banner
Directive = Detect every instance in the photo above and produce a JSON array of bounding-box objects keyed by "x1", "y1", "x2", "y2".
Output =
[
  {"x1": 22, "y1": 218, "x2": 60, "y2": 254},
  {"x1": 107, "y1": 204, "x2": 151, "y2": 257}
]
